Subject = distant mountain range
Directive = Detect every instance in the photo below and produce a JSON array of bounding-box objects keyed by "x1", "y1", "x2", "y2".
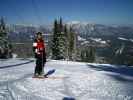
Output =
[
  {"x1": 66, "y1": 21, "x2": 133, "y2": 38},
  {"x1": 7, "y1": 22, "x2": 133, "y2": 42}
]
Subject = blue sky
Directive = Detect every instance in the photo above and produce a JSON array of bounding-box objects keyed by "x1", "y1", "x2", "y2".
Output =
[{"x1": 0, "y1": 0, "x2": 133, "y2": 25}]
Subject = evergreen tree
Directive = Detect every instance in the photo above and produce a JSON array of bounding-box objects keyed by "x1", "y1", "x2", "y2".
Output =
[
  {"x1": 52, "y1": 19, "x2": 60, "y2": 59},
  {"x1": 58, "y1": 31, "x2": 66, "y2": 59},
  {"x1": 0, "y1": 17, "x2": 7, "y2": 37},
  {"x1": 0, "y1": 17, "x2": 12, "y2": 58},
  {"x1": 64, "y1": 24, "x2": 69, "y2": 59},
  {"x1": 68, "y1": 27, "x2": 77, "y2": 60},
  {"x1": 52, "y1": 18, "x2": 77, "y2": 60},
  {"x1": 80, "y1": 50, "x2": 86, "y2": 62},
  {"x1": 52, "y1": 18, "x2": 66, "y2": 60},
  {"x1": 80, "y1": 46, "x2": 95, "y2": 62},
  {"x1": 58, "y1": 17, "x2": 66, "y2": 59},
  {"x1": 59, "y1": 17, "x2": 63, "y2": 32},
  {"x1": 88, "y1": 46, "x2": 95, "y2": 62}
]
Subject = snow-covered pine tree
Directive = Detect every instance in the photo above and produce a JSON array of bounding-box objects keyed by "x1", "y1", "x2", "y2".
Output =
[
  {"x1": 58, "y1": 17, "x2": 66, "y2": 59},
  {"x1": 0, "y1": 17, "x2": 7, "y2": 37},
  {"x1": 64, "y1": 24, "x2": 69, "y2": 60},
  {"x1": 68, "y1": 26, "x2": 77, "y2": 61},
  {"x1": 52, "y1": 18, "x2": 66, "y2": 60},
  {"x1": 52, "y1": 19, "x2": 59, "y2": 59},
  {"x1": 0, "y1": 17, "x2": 12, "y2": 58}
]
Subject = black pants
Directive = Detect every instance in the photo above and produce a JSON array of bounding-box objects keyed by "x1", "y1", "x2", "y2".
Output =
[{"x1": 34, "y1": 54, "x2": 46, "y2": 75}]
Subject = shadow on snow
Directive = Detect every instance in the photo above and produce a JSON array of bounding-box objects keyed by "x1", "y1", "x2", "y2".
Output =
[{"x1": 87, "y1": 64, "x2": 133, "y2": 82}]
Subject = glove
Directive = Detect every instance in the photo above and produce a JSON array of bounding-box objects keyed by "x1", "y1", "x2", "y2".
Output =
[{"x1": 35, "y1": 49, "x2": 41, "y2": 54}]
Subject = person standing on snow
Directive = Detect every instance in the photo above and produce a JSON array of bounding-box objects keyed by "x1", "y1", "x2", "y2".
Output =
[{"x1": 33, "y1": 32, "x2": 46, "y2": 77}]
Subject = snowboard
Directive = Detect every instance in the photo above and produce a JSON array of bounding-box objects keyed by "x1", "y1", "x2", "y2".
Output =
[{"x1": 32, "y1": 69, "x2": 56, "y2": 79}]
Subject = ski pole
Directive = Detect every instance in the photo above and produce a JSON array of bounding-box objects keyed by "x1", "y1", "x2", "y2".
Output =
[{"x1": 42, "y1": 50, "x2": 44, "y2": 75}]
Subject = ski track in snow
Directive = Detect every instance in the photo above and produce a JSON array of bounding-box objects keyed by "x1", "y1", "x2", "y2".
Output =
[{"x1": 0, "y1": 59, "x2": 133, "y2": 100}]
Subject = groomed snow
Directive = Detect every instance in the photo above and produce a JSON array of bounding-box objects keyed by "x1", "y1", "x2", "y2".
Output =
[{"x1": 0, "y1": 59, "x2": 133, "y2": 100}]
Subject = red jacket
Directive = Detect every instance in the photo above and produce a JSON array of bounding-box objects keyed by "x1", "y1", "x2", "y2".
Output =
[{"x1": 33, "y1": 39, "x2": 46, "y2": 57}]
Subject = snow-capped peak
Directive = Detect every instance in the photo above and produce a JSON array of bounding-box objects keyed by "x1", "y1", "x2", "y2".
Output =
[
  {"x1": 67, "y1": 21, "x2": 88, "y2": 26},
  {"x1": 68, "y1": 21, "x2": 81, "y2": 25}
]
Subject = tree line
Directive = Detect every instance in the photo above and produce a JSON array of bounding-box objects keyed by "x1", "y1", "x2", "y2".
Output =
[{"x1": 51, "y1": 18, "x2": 96, "y2": 62}]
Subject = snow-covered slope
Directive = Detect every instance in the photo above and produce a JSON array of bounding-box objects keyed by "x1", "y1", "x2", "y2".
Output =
[{"x1": 0, "y1": 59, "x2": 133, "y2": 100}]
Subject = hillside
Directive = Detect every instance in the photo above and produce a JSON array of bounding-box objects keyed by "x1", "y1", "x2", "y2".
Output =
[{"x1": 0, "y1": 59, "x2": 133, "y2": 100}]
